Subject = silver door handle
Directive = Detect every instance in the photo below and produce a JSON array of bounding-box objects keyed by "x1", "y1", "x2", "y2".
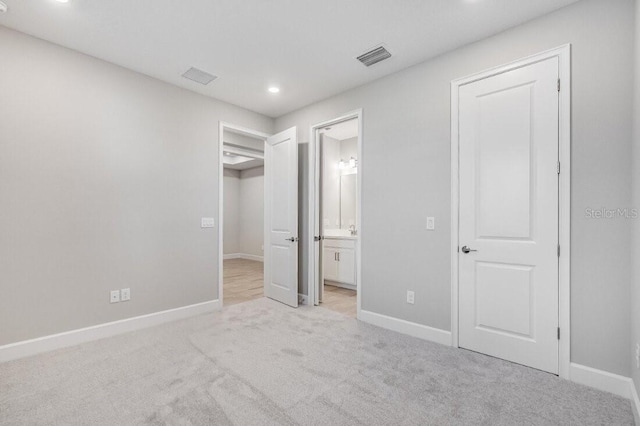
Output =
[
  {"x1": 461, "y1": 246, "x2": 477, "y2": 254},
  {"x1": 286, "y1": 237, "x2": 299, "y2": 242}
]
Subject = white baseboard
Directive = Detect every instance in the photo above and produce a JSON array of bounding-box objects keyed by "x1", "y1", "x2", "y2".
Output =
[
  {"x1": 325, "y1": 280, "x2": 356, "y2": 291},
  {"x1": 358, "y1": 309, "x2": 451, "y2": 346},
  {"x1": 630, "y1": 379, "x2": 640, "y2": 425},
  {"x1": 0, "y1": 300, "x2": 221, "y2": 363},
  {"x1": 223, "y1": 253, "x2": 264, "y2": 262},
  {"x1": 569, "y1": 363, "x2": 632, "y2": 399},
  {"x1": 298, "y1": 293, "x2": 309, "y2": 305}
]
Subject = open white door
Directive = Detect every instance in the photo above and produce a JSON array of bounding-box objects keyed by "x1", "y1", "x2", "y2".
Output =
[
  {"x1": 316, "y1": 134, "x2": 325, "y2": 305},
  {"x1": 264, "y1": 127, "x2": 298, "y2": 308}
]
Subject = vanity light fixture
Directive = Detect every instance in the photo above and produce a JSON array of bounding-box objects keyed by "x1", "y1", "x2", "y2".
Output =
[{"x1": 268, "y1": 86, "x2": 280, "y2": 94}]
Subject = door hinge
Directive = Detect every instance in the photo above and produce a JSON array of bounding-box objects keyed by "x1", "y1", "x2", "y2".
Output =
[
  {"x1": 557, "y1": 161, "x2": 561, "y2": 175},
  {"x1": 557, "y1": 327, "x2": 561, "y2": 340},
  {"x1": 557, "y1": 245, "x2": 560, "y2": 257},
  {"x1": 557, "y1": 79, "x2": 561, "y2": 92}
]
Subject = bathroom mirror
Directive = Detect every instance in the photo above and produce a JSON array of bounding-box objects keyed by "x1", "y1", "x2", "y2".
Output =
[{"x1": 340, "y1": 173, "x2": 356, "y2": 230}]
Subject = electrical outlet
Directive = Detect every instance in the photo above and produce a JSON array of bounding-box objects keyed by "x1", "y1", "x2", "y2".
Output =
[
  {"x1": 407, "y1": 290, "x2": 415, "y2": 305},
  {"x1": 635, "y1": 343, "x2": 639, "y2": 369},
  {"x1": 121, "y1": 288, "x2": 130, "y2": 302},
  {"x1": 110, "y1": 290, "x2": 120, "y2": 304},
  {"x1": 426, "y1": 217, "x2": 435, "y2": 230}
]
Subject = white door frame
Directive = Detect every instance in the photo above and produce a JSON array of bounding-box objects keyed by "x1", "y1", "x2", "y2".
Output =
[
  {"x1": 308, "y1": 109, "x2": 363, "y2": 317},
  {"x1": 450, "y1": 45, "x2": 571, "y2": 379},
  {"x1": 217, "y1": 121, "x2": 271, "y2": 307}
]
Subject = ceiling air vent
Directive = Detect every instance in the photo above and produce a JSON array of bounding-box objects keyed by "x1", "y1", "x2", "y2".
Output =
[
  {"x1": 182, "y1": 67, "x2": 218, "y2": 85},
  {"x1": 357, "y1": 45, "x2": 392, "y2": 67}
]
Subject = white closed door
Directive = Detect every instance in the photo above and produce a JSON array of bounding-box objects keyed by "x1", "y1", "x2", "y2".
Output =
[
  {"x1": 264, "y1": 127, "x2": 298, "y2": 308},
  {"x1": 458, "y1": 57, "x2": 559, "y2": 373}
]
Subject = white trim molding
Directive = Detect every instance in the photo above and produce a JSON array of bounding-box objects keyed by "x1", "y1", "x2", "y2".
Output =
[
  {"x1": 450, "y1": 44, "x2": 572, "y2": 379},
  {"x1": 223, "y1": 253, "x2": 264, "y2": 262},
  {"x1": 359, "y1": 310, "x2": 451, "y2": 347},
  {"x1": 569, "y1": 363, "x2": 632, "y2": 399},
  {"x1": 0, "y1": 300, "x2": 221, "y2": 363}
]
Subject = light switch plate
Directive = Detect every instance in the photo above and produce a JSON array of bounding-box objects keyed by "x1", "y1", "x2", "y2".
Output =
[
  {"x1": 201, "y1": 217, "x2": 215, "y2": 228},
  {"x1": 121, "y1": 288, "x2": 130, "y2": 302},
  {"x1": 110, "y1": 290, "x2": 120, "y2": 303},
  {"x1": 426, "y1": 217, "x2": 435, "y2": 230},
  {"x1": 407, "y1": 290, "x2": 415, "y2": 304}
]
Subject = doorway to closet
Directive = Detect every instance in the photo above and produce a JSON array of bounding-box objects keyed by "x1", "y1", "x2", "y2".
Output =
[
  {"x1": 220, "y1": 126, "x2": 268, "y2": 306},
  {"x1": 218, "y1": 123, "x2": 300, "y2": 309}
]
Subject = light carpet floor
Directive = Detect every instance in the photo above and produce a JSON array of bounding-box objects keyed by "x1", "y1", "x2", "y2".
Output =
[{"x1": 0, "y1": 298, "x2": 633, "y2": 425}]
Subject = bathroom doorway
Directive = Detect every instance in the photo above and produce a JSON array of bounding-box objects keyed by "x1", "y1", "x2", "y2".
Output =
[{"x1": 308, "y1": 111, "x2": 362, "y2": 318}]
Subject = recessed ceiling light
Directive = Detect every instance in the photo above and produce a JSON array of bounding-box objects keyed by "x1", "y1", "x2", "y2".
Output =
[
  {"x1": 268, "y1": 87, "x2": 280, "y2": 94},
  {"x1": 55, "y1": 0, "x2": 70, "y2": 3}
]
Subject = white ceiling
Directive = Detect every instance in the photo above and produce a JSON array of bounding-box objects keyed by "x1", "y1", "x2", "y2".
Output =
[
  {"x1": 322, "y1": 119, "x2": 358, "y2": 141},
  {"x1": 0, "y1": 0, "x2": 579, "y2": 118}
]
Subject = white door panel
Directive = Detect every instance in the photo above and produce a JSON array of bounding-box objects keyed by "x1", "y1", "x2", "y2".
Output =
[
  {"x1": 458, "y1": 58, "x2": 559, "y2": 373},
  {"x1": 264, "y1": 127, "x2": 298, "y2": 308},
  {"x1": 323, "y1": 247, "x2": 338, "y2": 282},
  {"x1": 337, "y1": 249, "x2": 355, "y2": 285}
]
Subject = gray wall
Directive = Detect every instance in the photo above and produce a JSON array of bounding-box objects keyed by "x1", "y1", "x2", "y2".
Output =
[
  {"x1": 632, "y1": 0, "x2": 640, "y2": 396},
  {"x1": 223, "y1": 167, "x2": 264, "y2": 257},
  {"x1": 223, "y1": 169, "x2": 241, "y2": 254},
  {"x1": 0, "y1": 26, "x2": 273, "y2": 345},
  {"x1": 277, "y1": 0, "x2": 635, "y2": 376},
  {"x1": 239, "y1": 167, "x2": 265, "y2": 258},
  {"x1": 340, "y1": 138, "x2": 358, "y2": 163}
]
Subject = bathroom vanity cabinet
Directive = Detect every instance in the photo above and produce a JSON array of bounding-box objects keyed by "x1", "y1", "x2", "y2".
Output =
[{"x1": 323, "y1": 237, "x2": 356, "y2": 288}]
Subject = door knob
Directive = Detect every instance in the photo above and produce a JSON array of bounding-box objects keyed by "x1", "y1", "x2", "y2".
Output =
[
  {"x1": 461, "y1": 246, "x2": 477, "y2": 254},
  {"x1": 286, "y1": 237, "x2": 299, "y2": 242}
]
